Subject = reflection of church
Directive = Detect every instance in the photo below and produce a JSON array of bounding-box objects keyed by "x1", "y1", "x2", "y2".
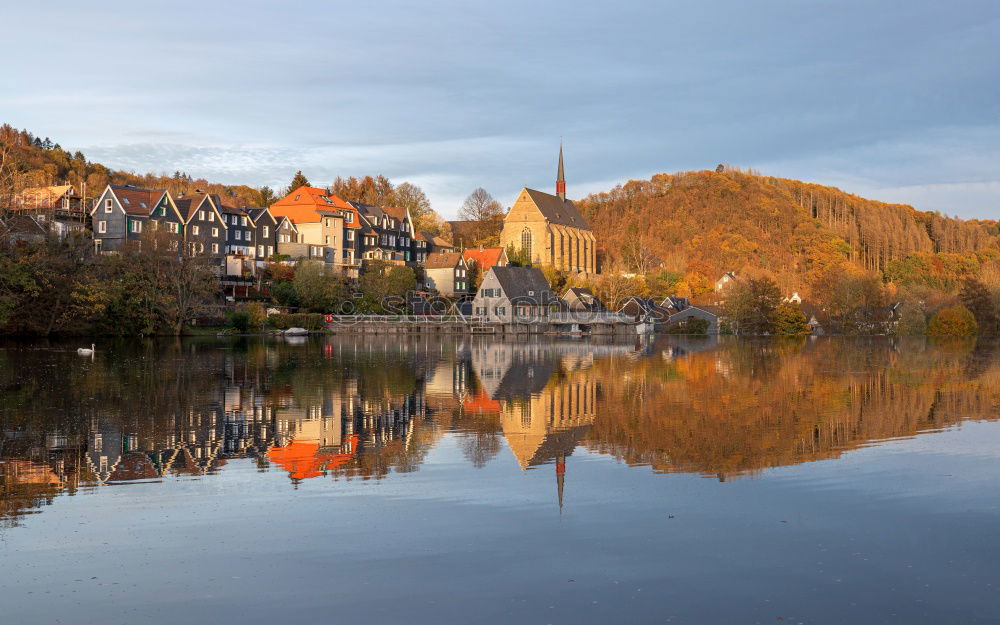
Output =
[{"x1": 468, "y1": 342, "x2": 600, "y2": 509}]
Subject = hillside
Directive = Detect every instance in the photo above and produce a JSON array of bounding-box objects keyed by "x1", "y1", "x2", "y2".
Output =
[
  {"x1": 578, "y1": 167, "x2": 999, "y2": 295},
  {"x1": 0, "y1": 124, "x2": 273, "y2": 209}
]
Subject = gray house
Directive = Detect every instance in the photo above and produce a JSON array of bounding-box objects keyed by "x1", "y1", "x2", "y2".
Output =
[
  {"x1": 562, "y1": 287, "x2": 603, "y2": 312},
  {"x1": 472, "y1": 266, "x2": 559, "y2": 323},
  {"x1": 247, "y1": 207, "x2": 278, "y2": 261},
  {"x1": 667, "y1": 305, "x2": 723, "y2": 334},
  {"x1": 174, "y1": 193, "x2": 227, "y2": 260},
  {"x1": 220, "y1": 203, "x2": 255, "y2": 257},
  {"x1": 90, "y1": 184, "x2": 166, "y2": 252}
]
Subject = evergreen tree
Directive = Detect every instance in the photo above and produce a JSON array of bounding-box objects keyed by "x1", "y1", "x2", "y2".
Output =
[{"x1": 286, "y1": 170, "x2": 311, "y2": 194}]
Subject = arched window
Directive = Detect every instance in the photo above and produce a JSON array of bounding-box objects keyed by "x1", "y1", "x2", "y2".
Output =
[{"x1": 521, "y1": 227, "x2": 532, "y2": 261}]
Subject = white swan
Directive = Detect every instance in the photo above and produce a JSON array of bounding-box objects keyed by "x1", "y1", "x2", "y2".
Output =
[{"x1": 77, "y1": 343, "x2": 95, "y2": 356}]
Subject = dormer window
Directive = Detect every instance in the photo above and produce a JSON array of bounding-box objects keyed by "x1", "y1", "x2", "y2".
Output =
[{"x1": 294, "y1": 195, "x2": 300, "y2": 201}]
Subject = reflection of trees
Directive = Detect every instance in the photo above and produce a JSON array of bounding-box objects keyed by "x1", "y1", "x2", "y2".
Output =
[
  {"x1": 3, "y1": 335, "x2": 1000, "y2": 523},
  {"x1": 585, "y1": 337, "x2": 1000, "y2": 478}
]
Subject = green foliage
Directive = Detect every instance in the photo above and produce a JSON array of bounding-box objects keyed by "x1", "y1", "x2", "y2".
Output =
[
  {"x1": 770, "y1": 302, "x2": 810, "y2": 335},
  {"x1": 724, "y1": 276, "x2": 781, "y2": 335},
  {"x1": 226, "y1": 310, "x2": 252, "y2": 333},
  {"x1": 505, "y1": 243, "x2": 531, "y2": 267},
  {"x1": 271, "y1": 280, "x2": 299, "y2": 308},
  {"x1": 665, "y1": 317, "x2": 709, "y2": 335},
  {"x1": 293, "y1": 262, "x2": 348, "y2": 313},
  {"x1": 927, "y1": 305, "x2": 978, "y2": 336},
  {"x1": 267, "y1": 313, "x2": 326, "y2": 331},
  {"x1": 357, "y1": 260, "x2": 417, "y2": 313},
  {"x1": 645, "y1": 269, "x2": 682, "y2": 296}
]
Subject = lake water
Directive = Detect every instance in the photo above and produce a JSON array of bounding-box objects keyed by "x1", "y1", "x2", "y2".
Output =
[{"x1": 1, "y1": 335, "x2": 998, "y2": 625}]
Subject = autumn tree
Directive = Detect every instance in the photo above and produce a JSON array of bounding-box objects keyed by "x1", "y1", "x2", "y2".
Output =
[
  {"x1": 458, "y1": 188, "x2": 504, "y2": 245},
  {"x1": 771, "y1": 302, "x2": 810, "y2": 335},
  {"x1": 725, "y1": 276, "x2": 781, "y2": 334},
  {"x1": 927, "y1": 305, "x2": 978, "y2": 336}
]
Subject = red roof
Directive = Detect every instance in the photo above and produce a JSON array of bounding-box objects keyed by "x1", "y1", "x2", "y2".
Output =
[
  {"x1": 269, "y1": 186, "x2": 360, "y2": 227},
  {"x1": 462, "y1": 247, "x2": 506, "y2": 272}
]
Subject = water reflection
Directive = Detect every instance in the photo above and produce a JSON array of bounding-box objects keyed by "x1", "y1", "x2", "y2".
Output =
[{"x1": 1, "y1": 335, "x2": 998, "y2": 526}]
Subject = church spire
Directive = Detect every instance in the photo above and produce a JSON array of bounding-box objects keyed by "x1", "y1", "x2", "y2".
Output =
[
  {"x1": 556, "y1": 143, "x2": 566, "y2": 201},
  {"x1": 556, "y1": 454, "x2": 566, "y2": 514}
]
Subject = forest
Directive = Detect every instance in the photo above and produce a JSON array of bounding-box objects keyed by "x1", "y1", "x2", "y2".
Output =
[{"x1": 577, "y1": 166, "x2": 999, "y2": 297}]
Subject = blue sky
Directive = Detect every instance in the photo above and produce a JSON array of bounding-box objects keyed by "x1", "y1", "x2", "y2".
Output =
[{"x1": 1, "y1": 0, "x2": 998, "y2": 219}]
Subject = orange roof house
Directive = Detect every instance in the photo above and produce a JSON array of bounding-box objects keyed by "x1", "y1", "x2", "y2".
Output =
[
  {"x1": 462, "y1": 247, "x2": 508, "y2": 273},
  {"x1": 269, "y1": 186, "x2": 359, "y2": 227}
]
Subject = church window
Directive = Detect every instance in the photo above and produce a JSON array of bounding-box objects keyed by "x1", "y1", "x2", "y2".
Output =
[{"x1": 521, "y1": 228, "x2": 532, "y2": 260}]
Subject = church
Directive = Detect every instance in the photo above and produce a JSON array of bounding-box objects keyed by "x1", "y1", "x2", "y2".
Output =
[{"x1": 499, "y1": 146, "x2": 597, "y2": 274}]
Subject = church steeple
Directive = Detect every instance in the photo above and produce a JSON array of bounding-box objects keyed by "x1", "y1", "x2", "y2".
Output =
[{"x1": 556, "y1": 143, "x2": 566, "y2": 201}]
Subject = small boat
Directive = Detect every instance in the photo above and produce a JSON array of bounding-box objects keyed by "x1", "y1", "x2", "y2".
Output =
[
  {"x1": 77, "y1": 343, "x2": 95, "y2": 356},
  {"x1": 283, "y1": 327, "x2": 310, "y2": 336}
]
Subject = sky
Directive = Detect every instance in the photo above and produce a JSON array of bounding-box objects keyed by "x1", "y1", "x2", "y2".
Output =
[{"x1": 1, "y1": 0, "x2": 998, "y2": 219}]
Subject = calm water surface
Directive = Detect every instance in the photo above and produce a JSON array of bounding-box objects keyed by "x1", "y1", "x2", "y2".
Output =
[{"x1": 1, "y1": 336, "x2": 998, "y2": 625}]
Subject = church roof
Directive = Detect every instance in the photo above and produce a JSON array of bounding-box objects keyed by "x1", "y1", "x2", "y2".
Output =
[{"x1": 522, "y1": 188, "x2": 590, "y2": 230}]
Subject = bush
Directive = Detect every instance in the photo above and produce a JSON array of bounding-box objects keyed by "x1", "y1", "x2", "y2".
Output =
[
  {"x1": 927, "y1": 305, "x2": 978, "y2": 336},
  {"x1": 665, "y1": 317, "x2": 709, "y2": 335},
  {"x1": 267, "y1": 313, "x2": 326, "y2": 331},
  {"x1": 226, "y1": 310, "x2": 252, "y2": 333}
]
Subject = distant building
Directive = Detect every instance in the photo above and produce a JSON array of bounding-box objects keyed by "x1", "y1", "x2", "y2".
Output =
[
  {"x1": 12, "y1": 184, "x2": 88, "y2": 237},
  {"x1": 562, "y1": 287, "x2": 603, "y2": 313},
  {"x1": 472, "y1": 266, "x2": 559, "y2": 323},
  {"x1": 1, "y1": 214, "x2": 47, "y2": 245},
  {"x1": 715, "y1": 271, "x2": 738, "y2": 292},
  {"x1": 499, "y1": 146, "x2": 597, "y2": 273},
  {"x1": 246, "y1": 207, "x2": 278, "y2": 260},
  {"x1": 423, "y1": 251, "x2": 469, "y2": 297}
]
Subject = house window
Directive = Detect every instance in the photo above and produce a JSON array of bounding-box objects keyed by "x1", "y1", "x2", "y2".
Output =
[
  {"x1": 98, "y1": 220, "x2": 107, "y2": 233},
  {"x1": 258, "y1": 245, "x2": 264, "y2": 257},
  {"x1": 159, "y1": 206, "x2": 166, "y2": 217},
  {"x1": 246, "y1": 230, "x2": 252, "y2": 241},
  {"x1": 211, "y1": 243, "x2": 219, "y2": 254},
  {"x1": 241, "y1": 216, "x2": 247, "y2": 226},
  {"x1": 169, "y1": 222, "x2": 179, "y2": 234},
  {"x1": 235, "y1": 230, "x2": 241, "y2": 240},
  {"x1": 212, "y1": 228, "x2": 219, "y2": 237},
  {"x1": 324, "y1": 236, "x2": 330, "y2": 245},
  {"x1": 263, "y1": 226, "x2": 270, "y2": 237},
  {"x1": 347, "y1": 230, "x2": 354, "y2": 241},
  {"x1": 267, "y1": 246, "x2": 273, "y2": 256},
  {"x1": 208, "y1": 212, "x2": 215, "y2": 222},
  {"x1": 104, "y1": 198, "x2": 112, "y2": 212},
  {"x1": 199, "y1": 210, "x2": 206, "y2": 221},
  {"x1": 192, "y1": 225, "x2": 200, "y2": 235},
  {"x1": 130, "y1": 219, "x2": 143, "y2": 233}
]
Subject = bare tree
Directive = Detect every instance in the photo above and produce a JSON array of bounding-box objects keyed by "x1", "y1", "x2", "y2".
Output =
[{"x1": 459, "y1": 188, "x2": 504, "y2": 222}]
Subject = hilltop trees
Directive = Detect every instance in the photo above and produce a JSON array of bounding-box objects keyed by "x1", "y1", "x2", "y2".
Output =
[{"x1": 457, "y1": 188, "x2": 504, "y2": 245}]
